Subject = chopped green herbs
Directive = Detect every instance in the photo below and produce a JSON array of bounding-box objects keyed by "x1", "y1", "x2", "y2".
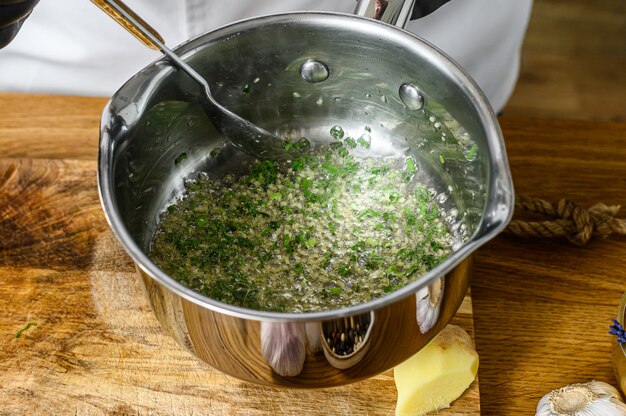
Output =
[
  {"x1": 357, "y1": 135, "x2": 371, "y2": 149},
  {"x1": 329, "y1": 287, "x2": 342, "y2": 295},
  {"x1": 174, "y1": 152, "x2": 187, "y2": 165},
  {"x1": 15, "y1": 322, "x2": 37, "y2": 339},
  {"x1": 150, "y1": 142, "x2": 453, "y2": 313},
  {"x1": 330, "y1": 125, "x2": 345, "y2": 139},
  {"x1": 344, "y1": 137, "x2": 357, "y2": 149},
  {"x1": 209, "y1": 147, "x2": 222, "y2": 158},
  {"x1": 284, "y1": 137, "x2": 311, "y2": 152},
  {"x1": 406, "y1": 157, "x2": 417, "y2": 174},
  {"x1": 194, "y1": 216, "x2": 208, "y2": 228},
  {"x1": 465, "y1": 144, "x2": 478, "y2": 161}
]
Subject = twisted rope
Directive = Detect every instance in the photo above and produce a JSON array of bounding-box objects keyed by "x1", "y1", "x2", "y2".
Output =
[{"x1": 506, "y1": 195, "x2": 626, "y2": 246}]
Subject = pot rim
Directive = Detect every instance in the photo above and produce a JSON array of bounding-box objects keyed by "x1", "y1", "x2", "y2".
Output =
[{"x1": 97, "y1": 11, "x2": 514, "y2": 322}]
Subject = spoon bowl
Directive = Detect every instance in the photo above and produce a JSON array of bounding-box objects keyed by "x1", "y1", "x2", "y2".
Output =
[{"x1": 92, "y1": 0, "x2": 291, "y2": 161}]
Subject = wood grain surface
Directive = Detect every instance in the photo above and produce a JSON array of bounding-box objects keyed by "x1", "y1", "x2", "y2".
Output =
[
  {"x1": 473, "y1": 117, "x2": 626, "y2": 413},
  {"x1": 1, "y1": 94, "x2": 625, "y2": 414},
  {"x1": 0, "y1": 93, "x2": 480, "y2": 415},
  {"x1": 504, "y1": 0, "x2": 626, "y2": 122}
]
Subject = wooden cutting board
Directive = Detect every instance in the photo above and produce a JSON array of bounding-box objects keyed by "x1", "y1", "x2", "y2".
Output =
[{"x1": 0, "y1": 157, "x2": 479, "y2": 415}]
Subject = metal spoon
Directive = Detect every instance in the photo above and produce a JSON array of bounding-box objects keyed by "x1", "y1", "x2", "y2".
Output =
[{"x1": 91, "y1": 0, "x2": 291, "y2": 161}]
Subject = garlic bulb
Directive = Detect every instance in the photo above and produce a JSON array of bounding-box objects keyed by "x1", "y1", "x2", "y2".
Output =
[
  {"x1": 415, "y1": 277, "x2": 444, "y2": 334},
  {"x1": 536, "y1": 380, "x2": 626, "y2": 416}
]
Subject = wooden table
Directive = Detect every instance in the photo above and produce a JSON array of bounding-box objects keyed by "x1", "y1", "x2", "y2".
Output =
[{"x1": 1, "y1": 93, "x2": 624, "y2": 414}]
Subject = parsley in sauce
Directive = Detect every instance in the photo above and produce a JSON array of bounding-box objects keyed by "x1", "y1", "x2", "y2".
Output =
[{"x1": 150, "y1": 142, "x2": 453, "y2": 312}]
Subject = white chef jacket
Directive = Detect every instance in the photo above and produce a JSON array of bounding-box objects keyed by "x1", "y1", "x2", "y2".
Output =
[{"x1": 0, "y1": 0, "x2": 532, "y2": 112}]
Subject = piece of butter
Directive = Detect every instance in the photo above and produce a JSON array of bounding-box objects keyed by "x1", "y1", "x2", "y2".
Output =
[{"x1": 394, "y1": 324, "x2": 478, "y2": 416}]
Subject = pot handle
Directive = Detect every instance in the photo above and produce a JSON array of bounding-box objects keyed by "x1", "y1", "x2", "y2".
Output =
[{"x1": 354, "y1": 0, "x2": 452, "y2": 29}]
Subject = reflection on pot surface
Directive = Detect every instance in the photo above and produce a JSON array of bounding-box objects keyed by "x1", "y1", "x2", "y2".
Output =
[
  {"x1": 260, "y1": 322, "x2": 306, "y2": 377},
  {"x1": 98, "y1": 13, "x2": 513, "y2": 387},
  {"x1": 415, "y1": 276, "x2": 444, "y2": 334},
  {"x1": 139, "y1": 259, "x2": 469, "y2": 386},
  {"x1": 321, "y1": 312, "x2": 374, "y2": 370}
]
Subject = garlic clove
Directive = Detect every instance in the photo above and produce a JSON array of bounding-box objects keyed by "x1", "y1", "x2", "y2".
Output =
[
  {"x1": 415, "y1": 277, "x2": 444, "y2": 334},
  {"x1": 260, "y1": 321, "x2": 306, "y2": 377},
  {"x1": 536, "y1": 380, "x2": 626, "y2": 416}
]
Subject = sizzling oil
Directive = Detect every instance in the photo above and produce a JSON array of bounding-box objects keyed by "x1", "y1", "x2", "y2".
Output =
[{"x1": 149, "y1": 138, "x2": 453, "y2": 312}]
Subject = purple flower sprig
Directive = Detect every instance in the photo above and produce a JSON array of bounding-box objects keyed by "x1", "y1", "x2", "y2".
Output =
[{"x1": 609, "y1": 319, "x2": 626, "y2": 345}]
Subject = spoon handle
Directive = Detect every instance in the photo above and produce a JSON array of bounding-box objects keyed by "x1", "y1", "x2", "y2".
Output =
[
  {"x1": 90, "y1": 0, "x2": 164, "y2": 50},
  {"x1": 91, "y1": 0, "x2": 210, "y2": 91}
]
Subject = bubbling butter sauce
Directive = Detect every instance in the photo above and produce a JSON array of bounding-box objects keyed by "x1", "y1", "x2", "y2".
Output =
[{"x1": 149, "y1": 128, "x2": 453, "y2": 313}]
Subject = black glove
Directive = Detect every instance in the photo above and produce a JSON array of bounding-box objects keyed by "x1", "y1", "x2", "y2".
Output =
[
  {"x1": 0, "y1": 0, "x2": 40, "y2": 48},
  {"x1": 411, "y1": 0, "x2": 451, "y2": 20}
]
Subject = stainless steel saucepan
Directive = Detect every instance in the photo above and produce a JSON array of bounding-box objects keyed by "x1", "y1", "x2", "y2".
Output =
[{"x1": 97, "y1": 0, "x2": 514, "y2": 387}]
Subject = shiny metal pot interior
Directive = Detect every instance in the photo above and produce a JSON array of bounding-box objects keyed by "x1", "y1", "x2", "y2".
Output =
[{"x1": 98, "y1": 12, "x2": 514, "y2": 387}]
